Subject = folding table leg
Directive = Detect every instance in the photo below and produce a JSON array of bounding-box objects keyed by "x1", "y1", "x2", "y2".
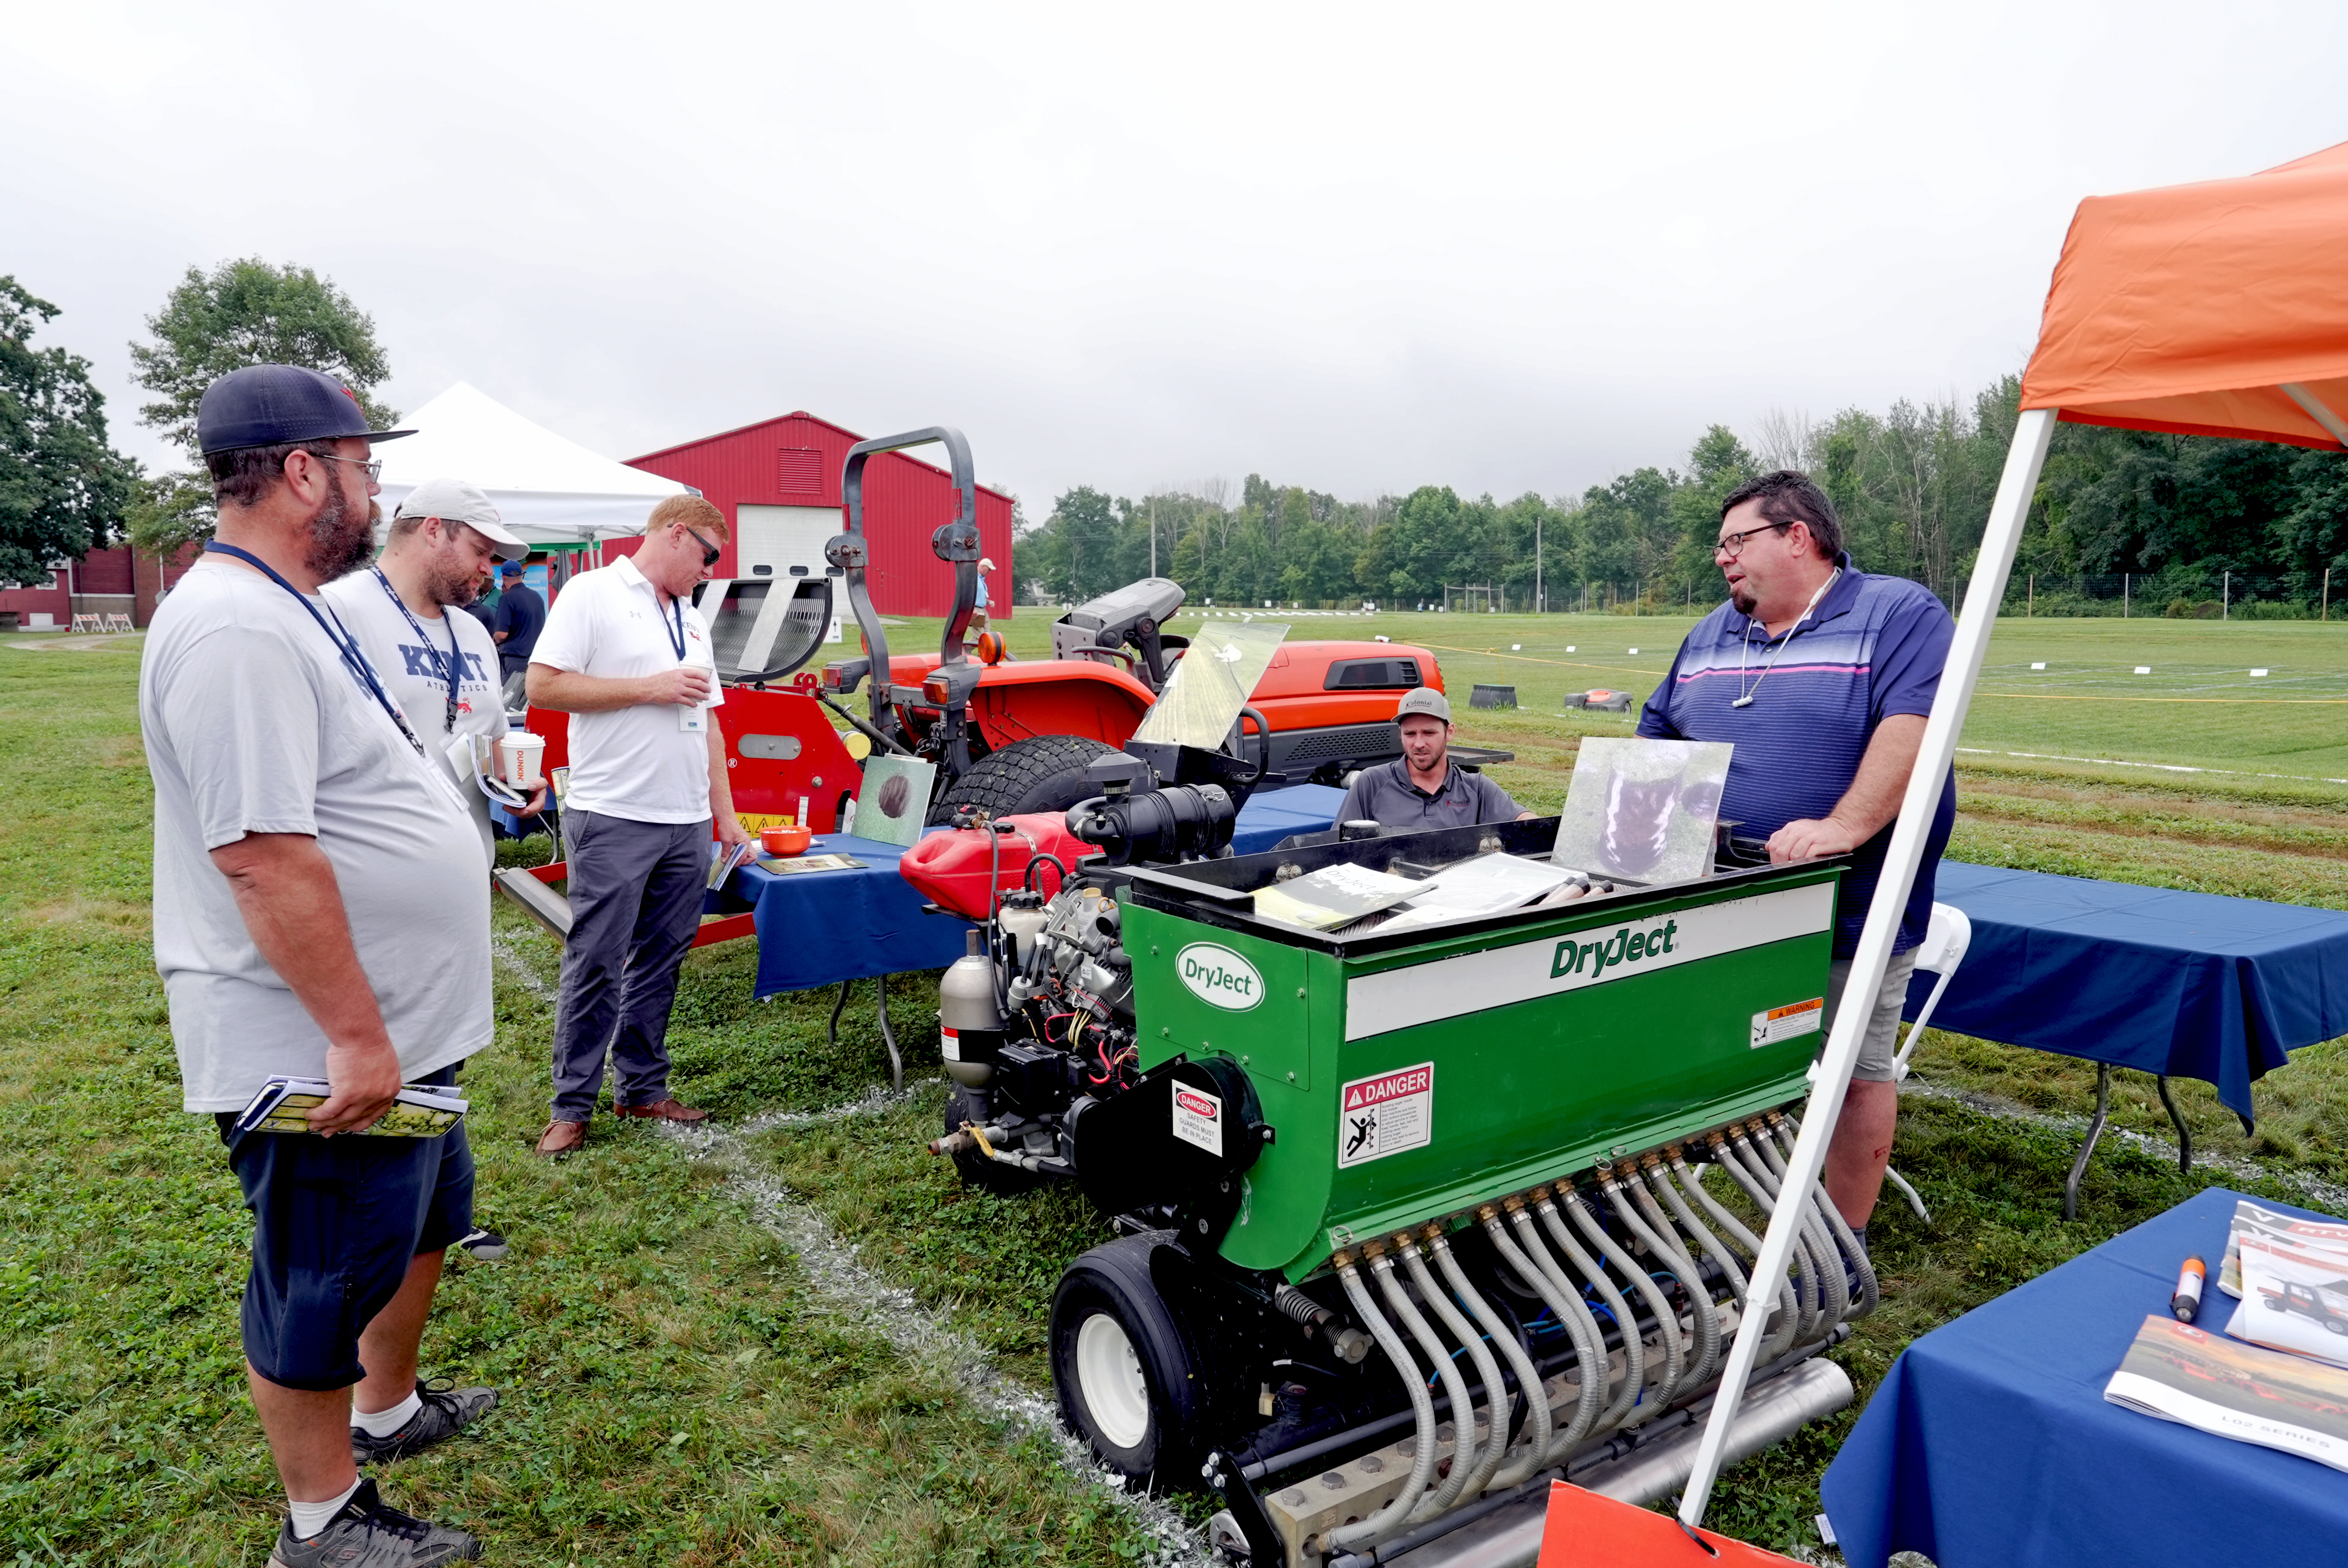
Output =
[
  {"x1": 874, "y1": 974, "x2": 903, "y2": 1092},
  {"x1": 2064, "y1": 1063, "x2": 2112, "y2": 1221},
  {"x1": 827, "y1": 979, "x2": 852, "y2": 1046},
  {"x1": 2155, "y1": 1075, "x2": 2192, "y2": 1173}
]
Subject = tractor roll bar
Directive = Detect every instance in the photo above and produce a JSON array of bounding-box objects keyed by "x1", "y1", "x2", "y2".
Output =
[{"x1": 827, "y1": 425, "x2": 982, "y2": 735}]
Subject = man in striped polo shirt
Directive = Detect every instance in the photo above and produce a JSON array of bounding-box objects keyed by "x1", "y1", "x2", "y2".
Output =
[{"x1": 1637, "y1": 470, "x2": 1955, "y2": 1251}]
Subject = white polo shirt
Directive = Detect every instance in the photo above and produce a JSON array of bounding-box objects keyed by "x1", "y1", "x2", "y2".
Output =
[{"x1": 528, "y1": 555, "x2": 723, "y2": 824}]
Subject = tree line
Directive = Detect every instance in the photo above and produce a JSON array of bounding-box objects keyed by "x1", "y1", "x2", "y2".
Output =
[{"x1": 1018, "y1": 379, "x2": 2348, "y2": 617}]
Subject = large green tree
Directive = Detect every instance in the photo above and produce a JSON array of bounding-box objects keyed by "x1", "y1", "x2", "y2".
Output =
[
  {"x1": 123, "y1": 258, "x2": 397, "y2": 555},
  {"x1": 0, "y1": 278, "x2": 138, "y2": 587},
  {"x1": 129, "y1": 258, "x2": 396, "y2": 456}
]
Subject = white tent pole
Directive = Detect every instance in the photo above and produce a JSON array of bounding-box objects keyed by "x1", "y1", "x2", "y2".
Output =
[{"x1": 1677, "y1": 406, "x2": 2058, "y2": 1529}]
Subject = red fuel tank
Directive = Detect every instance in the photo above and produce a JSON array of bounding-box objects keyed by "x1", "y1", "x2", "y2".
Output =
[{"x1": 898, "y1": 813, "x2": 1101, "y2": 919}]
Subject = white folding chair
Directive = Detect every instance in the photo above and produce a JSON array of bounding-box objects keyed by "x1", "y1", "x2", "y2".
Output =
[{"x1": 1875, "y1": 901, "x2": 1972, "y2": 1224}]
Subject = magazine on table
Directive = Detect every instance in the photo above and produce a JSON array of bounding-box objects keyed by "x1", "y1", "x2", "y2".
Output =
[
  {"x1": 233, "y1": 1076, "x2": 468, "y2": 1138},
  {"x1": 2225, "y1": 1234, "x2": 2348, "y2": 1370},
  {"x1": 758, "y1": 852, "x2": 866, "y2": 876},
  {"x1": 2218, "y1": 1199, "x2": 2348, "y2": 1297},
  {"x1": 2105, "y1": 1313, "x2": 2348, "y2": 1472},
  {"x1": 1369, "y1": 853, "x2": 1585, "y2": 933},
  {"x1": 1254, "y1": 862, "x2": 1422, "y2": 931}
]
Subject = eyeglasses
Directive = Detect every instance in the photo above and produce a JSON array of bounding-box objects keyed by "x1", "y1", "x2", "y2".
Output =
[
  {"x1": 1714, "y1": 521, "x2": 1794, "y2": 559},
  {"x1": 682, "y1": 526, "x2": 723, "y2": 568},
  {"x1": 315, "y1": 453, "x2": 384, "y2": 483}
]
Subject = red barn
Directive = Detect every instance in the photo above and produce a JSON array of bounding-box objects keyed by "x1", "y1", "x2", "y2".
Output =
[{"x1": 626, "y1": 412, "x2": 1015, "y2": 620}]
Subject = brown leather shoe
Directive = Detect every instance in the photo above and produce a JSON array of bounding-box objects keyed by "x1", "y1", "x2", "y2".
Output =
[
  {"x1": 534, "y1": 1118, "x2": 588, "y2": 1157},
  {"x1": 612, "y1": 1098, "x2": 710, "y2": 1123}
]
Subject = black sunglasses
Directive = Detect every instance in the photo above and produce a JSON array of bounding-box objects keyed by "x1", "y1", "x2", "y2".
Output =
[{"x1": 682, "y1": 526, "x2": 723, "y2": 568}]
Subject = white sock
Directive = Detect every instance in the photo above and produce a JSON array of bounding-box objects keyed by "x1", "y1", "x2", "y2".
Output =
[
  {"x1": 287, "y1": 1477, "x2": 364, "y2": 1540},
  {"x1": 352, "y1": 1388, "x2": 421, "y2": 1438}
]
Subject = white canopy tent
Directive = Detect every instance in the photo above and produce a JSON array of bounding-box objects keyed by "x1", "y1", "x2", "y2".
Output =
[{"x1": 375, "y1": 381, "x2": 689, "y2": 548}]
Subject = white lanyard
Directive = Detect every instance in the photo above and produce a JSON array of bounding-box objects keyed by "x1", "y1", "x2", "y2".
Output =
[{"x1": 1733, "y1": 569, "x2": 1841, "y2": 709}]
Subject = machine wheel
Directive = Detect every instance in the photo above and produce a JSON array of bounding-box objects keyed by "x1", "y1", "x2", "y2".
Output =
[
  {"x1": 929, "y1": 734, "x2": 1121, "y2": 826},
  {"x1": 1051, "y1": 1236, "x2": 1205, "y2": 1488},
  {"x1": 943, "y1": 1087, "x2": 1042, "y2": 1196}
]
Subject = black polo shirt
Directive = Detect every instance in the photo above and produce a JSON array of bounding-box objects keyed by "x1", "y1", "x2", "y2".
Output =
[{"x1": 1336, "y1": 757, "x2": 1523, "y2": 830}]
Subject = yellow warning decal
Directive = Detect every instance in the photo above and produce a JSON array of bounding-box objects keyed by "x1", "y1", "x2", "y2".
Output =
[{"x1": 1750, "y1": 997, "x2": 1825, "y2": 1048}]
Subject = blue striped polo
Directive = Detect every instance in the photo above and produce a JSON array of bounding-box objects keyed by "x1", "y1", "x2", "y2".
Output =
[{"x1": 1636, "y1": 553, "x2": 1956, "y2": 956}]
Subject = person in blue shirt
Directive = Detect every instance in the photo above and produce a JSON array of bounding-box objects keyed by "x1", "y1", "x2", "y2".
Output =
[
  {"x1": 1638, "y1": 470, "x2": 1954, "y2": 1249},
  {"x1": 491, "y1": 559, "x2": 547, "y2": 707}
]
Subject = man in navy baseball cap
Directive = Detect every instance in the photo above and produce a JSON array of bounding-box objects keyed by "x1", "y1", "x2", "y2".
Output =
[{"x1": 197, "y1": 363, "x2": 414, "y2": 455}]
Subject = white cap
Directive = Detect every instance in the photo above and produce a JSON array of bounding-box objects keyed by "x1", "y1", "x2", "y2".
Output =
[
  {"x1": 394, "y1": 477, "x2": 529, "y2": 561},
  {"x1": 979, "y1": 556, "x2": 996, "y2": 572}
]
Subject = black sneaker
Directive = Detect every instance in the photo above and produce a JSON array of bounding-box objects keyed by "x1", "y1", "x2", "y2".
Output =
[
  {"x1": 457, "y1": 1226, "x2": 509, "y2": 1261},
  {"x1": 267, "y1": 1478, "x2": 480, "y2": 1565},
  {"x1": 350, "y1": 1378, "x2": 500, "y2": 1464}
]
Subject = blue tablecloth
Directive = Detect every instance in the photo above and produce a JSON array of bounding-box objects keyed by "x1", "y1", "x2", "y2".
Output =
[
  {"x1": 1908, "y1": 863, "x2": 2348, "y2": 1117},
  {"x1": 1821, "y1": 1187, "x2": 2348, "y2": 1568},
  {"x1": 728, "y1": 785, "x2": 1346, "y2": 998}
]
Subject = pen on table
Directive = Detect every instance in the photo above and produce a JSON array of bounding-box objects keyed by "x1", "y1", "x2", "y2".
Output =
[{"x1": 2171, "y1": 1255, "x2": 2207, "y2": 1323}]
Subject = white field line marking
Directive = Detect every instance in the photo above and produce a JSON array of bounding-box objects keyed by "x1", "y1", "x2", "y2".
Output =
[
  {"x1": 1899, "y1": 1075, "x2": 2348, "y2": 1214},
  {"x1": 1955, "y1": 746, "x2": 2348, "y2": 787},
  {"x1": 486, "y1": 937, "x2": 1213, "y2": 1565}
]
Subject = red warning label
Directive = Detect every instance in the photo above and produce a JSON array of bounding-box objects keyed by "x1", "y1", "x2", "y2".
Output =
[{"x1": 1337, "y1": 1062, "x2": 1434, "y2": 1167}]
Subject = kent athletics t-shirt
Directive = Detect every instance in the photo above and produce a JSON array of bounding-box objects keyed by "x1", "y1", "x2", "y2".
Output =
[
  {"x1": 323, "y1": 569, "x2": 508, "y2": 862},
  {"x1": 1636, "y1": 555, "x2": 1956, "y2": 956},
  {"x1": 139, "y1": 557, "x2": 493, "y2": 1112}
]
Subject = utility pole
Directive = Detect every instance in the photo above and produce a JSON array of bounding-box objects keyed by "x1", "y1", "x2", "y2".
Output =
[
  {"x1": 1535, "y1": 512, "x2": 1543, "y2": 614},
  {"x1": 1150, "y1": 496, "x2": 1157, "y2": 578},
  {"x1": 2224, "y1": 569, "x2": 2231, "y2": 620},
  {"x1": 2324, "y1": 568, "x2": 2331, "y2": 621},
  {"x1": 2123, "y1": 573, "x2": 2129, "y2": 618}
]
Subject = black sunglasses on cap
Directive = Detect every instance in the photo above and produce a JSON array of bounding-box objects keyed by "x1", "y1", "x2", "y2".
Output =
[{"x1": 681, "y1": 526, "x2": 722, "y2": 568}]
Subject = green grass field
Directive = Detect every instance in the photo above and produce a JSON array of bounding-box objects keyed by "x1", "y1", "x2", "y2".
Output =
[{"x1": 7, "y1": 606, "x2": 2348, "y2": 1563}]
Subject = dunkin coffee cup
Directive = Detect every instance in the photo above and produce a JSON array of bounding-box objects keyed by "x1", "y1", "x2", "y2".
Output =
[{"x1": 497, "y1": 731, "x2": 547, "y2": 788}]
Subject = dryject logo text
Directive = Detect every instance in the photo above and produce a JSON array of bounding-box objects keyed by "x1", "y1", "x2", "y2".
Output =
[{"x1": 1177, "y1": 943, "x2": 1264, "y2": 1010}]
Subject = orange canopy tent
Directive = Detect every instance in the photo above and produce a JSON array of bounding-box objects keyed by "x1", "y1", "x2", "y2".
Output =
[
  {"x1": 1677, "y1": 138, "x2": 2348, "y2": 1533},
  {"x1": 2021, "y1": 139, "x2": 2348, "y2": 448}
]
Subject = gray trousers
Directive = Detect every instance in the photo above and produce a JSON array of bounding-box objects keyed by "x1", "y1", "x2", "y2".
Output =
[{"x1": 549, "y1": 810, "x2": 708, "y2": 1121}]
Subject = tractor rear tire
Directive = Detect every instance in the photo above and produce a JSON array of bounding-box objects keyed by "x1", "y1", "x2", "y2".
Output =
[
  {"x1": 929, "y1": 734, "x2": 1122, "y2": 826},
  {"x1": 1051, "y1": 1235, "x2": 1205, "y2": 1489}
]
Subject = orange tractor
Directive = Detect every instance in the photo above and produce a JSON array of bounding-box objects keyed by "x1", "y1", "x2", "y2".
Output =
[{"x1": 524, "y1": 425, "x2": 1499, "y2": 832}]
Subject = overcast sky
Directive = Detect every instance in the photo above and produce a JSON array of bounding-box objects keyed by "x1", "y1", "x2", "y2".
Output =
[{"x1": 11, "y1": 2, "x2": 2347, "y2": 515}]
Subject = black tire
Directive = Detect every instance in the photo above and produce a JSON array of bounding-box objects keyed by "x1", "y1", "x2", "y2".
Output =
[
  {"x1": 2326, "y1": 1317, "x2": 2348, "y2": 1337},
  {"x1": 943, "y1": 1086, "x2": 1042, "y2": 1196},
  {"x1": 1050, "y1": 1236, "x2": 1204, "y2": 1489},
  {"x1": 929, "y1": 734, "x2": 1121, "y2": 825}
]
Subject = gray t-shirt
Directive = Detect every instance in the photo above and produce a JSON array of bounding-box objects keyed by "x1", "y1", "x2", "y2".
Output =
[
  {"x1": 140, "y1": 557, "x2": 494, "y2": 1112},
  {"x1": 1337, "y1": 757, "x2": 1524, "y2": 831},
  {"x1": 322, "y1": 569, "x2": 508, "y2": 864}
]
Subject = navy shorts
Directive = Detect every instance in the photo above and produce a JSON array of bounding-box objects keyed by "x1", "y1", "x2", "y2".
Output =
[{"x1": 214, "y1": 1064, "x2": 475, "y2": 1392}]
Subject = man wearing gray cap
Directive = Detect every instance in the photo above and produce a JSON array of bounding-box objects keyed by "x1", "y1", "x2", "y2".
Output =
[
  {"x1": 1337, "y1": 687, "x2": 1535, "y2": 830},
  {"x1": 138, "y1": 365, "x2": 492, "y2": 1564},
  {"x1": 324, "y1": 478, "x2": 547, "y2": 862}
]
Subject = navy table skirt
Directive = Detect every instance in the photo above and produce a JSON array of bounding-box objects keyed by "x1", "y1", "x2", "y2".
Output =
[
  {"x1": 725, "y1": 784, "x2": 1347, "y2": 998},
  {"x1": 1821, "y1": 1186, "x2": 2348, "y2": 1567},
  {"x1": 1909, "y1": 863, "x2": 2348, "y2": 1117}
]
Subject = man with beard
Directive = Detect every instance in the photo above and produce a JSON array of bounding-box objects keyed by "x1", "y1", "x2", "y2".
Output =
[
  {"x1": 323, "y1": 478, "x2": 544, "y2": 861},
  {"x1": 1336, "y1": 687, "x2": 1535, "y2": 829},
  {"x1": 1636, "y1": 470, "x2": 1955, "y2": 1252},
  {"x1": 139, "y1": 366, "x2": 496, "y2": 1564}
]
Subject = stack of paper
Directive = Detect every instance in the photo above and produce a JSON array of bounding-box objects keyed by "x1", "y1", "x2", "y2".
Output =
[
  {"x1": 1374, "y1": 853, "x2": 1584, "y2": 932},
  {"x1": 233, "y1": 1077, "x2": 468, "y2": 1137},
  {"x1": 1254, "y1": 862, "x2": 1422, "y2": 931}
]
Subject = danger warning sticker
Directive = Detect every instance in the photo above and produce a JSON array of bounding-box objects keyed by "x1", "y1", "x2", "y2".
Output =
[
  {"x1": 1751, "y1": 997, "x2": 1825, "y2": 1048},
  {"x1": 1337, "y1": 1062, "x2": 1434, "y2": 1168},
  {"x1": 1172, "y1": 1084, "x2": 1223, "y2": 1157}
]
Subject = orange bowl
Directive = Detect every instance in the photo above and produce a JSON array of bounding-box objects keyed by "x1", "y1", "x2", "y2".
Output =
[{"x1": 760, "y1": 826, "x2": 813, "y2": 857}]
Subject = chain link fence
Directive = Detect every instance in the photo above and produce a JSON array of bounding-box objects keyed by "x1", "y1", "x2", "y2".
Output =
[{"x1": 2001, "y1": 569, "x2": 2341, "y2": 620}]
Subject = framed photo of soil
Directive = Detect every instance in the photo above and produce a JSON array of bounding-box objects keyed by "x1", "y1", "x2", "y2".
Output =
[{"x1": 853, "y1": 755, "x2": 936, "y2": 848}]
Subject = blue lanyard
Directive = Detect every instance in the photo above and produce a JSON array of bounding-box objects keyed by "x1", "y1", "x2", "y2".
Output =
[
  {"x1": 203, "y1": 544, "x2": 428, "y2": 759},
  {"x1": 661, "y1": 591, "x2": 687, "y2": 661},
  {"x1": 373, "y1": 566, "x2": 461, "y2": 733}
]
